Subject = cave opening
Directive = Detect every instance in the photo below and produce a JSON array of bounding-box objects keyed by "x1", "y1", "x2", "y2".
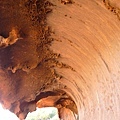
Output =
[
  {"x1": 26, "y1": 107, "x2": 60, "y2": 120},
  {"x1": 34, "y1": 90, "x2": 78, "y2": 120},
  {"x1": 0, "y1": 103, "x2": 78, "y2": 120}
]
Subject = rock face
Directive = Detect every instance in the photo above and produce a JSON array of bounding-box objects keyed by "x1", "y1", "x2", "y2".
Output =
[
  {"x1": 0, "y1": 0, "x2": 61, "y2": 118},
  {"x1": 0, "y1": 0, "x2": 120, "y2": 120}
]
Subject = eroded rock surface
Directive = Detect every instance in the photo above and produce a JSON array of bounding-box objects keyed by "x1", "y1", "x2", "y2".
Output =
[
  {"x1": 0, "y1": 0, "x2": 64, "y2": 118},
  {"x1": 0, "y1": 0, "x2": 120, "y2": 120}
]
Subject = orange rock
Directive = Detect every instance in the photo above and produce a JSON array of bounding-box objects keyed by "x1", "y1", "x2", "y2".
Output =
[
  {"x1": 59, "y1": 107, "x2": 76, "y2": 120},
  {"x1": 36, "y1": 96, "x2": 61, "y2": 108}
]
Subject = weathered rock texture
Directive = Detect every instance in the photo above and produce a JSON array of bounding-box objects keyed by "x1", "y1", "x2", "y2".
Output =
[{"x1": 0, "y1": 0, "x2": 120, "y2": 120}]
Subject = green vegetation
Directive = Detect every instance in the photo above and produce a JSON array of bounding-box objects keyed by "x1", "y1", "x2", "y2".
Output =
[{"x1": 25, "y1": 107, "x2": 60, "y2": 120}]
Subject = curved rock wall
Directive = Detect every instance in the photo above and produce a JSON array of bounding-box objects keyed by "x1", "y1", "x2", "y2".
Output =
[
  {"x1": 48, "y1": 0, "x2": 120, "y2": 119},
  {"x1": 0, "y1": 0, "x2": 120, "y2": 120}
]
